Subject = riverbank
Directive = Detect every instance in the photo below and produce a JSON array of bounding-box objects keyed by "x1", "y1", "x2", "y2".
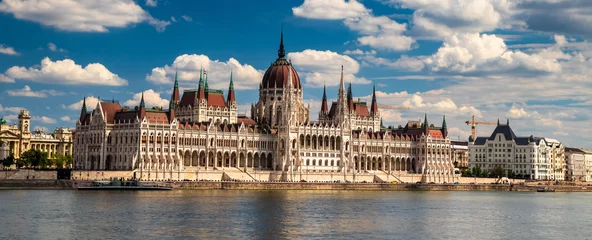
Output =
[{"x1": 2, "y1": 180, "x2": 592, "y2": 192}]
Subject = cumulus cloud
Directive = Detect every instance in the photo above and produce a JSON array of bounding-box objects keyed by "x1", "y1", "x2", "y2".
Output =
[
  {"x1": 288, "y1": 49, "x2": 370, "y2": 87},
  {"x1": 146, "y1": 54, "x2": 264, "y2": 90},
  {"x1": 32, "y1": 116, "x2": 57, "y2": 124},
  {"x1": 66, "y1": 96, "x2": 100, "y2": 110},
  {"x1": 60, "y1": 116, "x2": 73, "y2": 122},
  {"x1": 506, "y1": 106, "x2": 536, "y2": 119},
  {"x1": 385, "y1": 0, "x2": 514, "y2": 39},
  {"x1": 0, "y1": 0, "x2": 170, "y2": 32},
  {"x1": 0, "y1": 104, "x2": 24, "y2": 113},
  {"x1": 343, "y1": 49, "x2": 376, "y2": 56},
  {"x1": 0, "y1": 43, "x2": 19, "y2": 55},
  {"x1": 5, "y1": 57, "x2": 128, "y2": 86},
  {"x1": 124, "y1": 90, "x2": 169, "y2": 108},
  {"x1": 0, "y1": 74, "x2": 15, "y2": 83},
  {"x1": 5, "y1": 85, "x2": 65, "y2": 98},
  {"x1": 293, "y1": 0, "x2": 414, "y2": 51},
  {"x1": 292, "y1": 0, "x2": 368, "y2": 20}
]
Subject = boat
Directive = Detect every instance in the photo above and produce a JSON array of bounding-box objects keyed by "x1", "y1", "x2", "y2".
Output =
[
  {"x1": 536, "y1": 187, "x2": 555, "y2": 192},
  {"x1": 77, "y1": 179, "x2": 172, "y2": 191}
]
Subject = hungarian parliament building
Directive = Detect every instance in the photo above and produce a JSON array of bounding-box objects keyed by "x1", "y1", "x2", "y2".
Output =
[{"x1": 73, "y1": 33, "x2": 455, "y2": 183}]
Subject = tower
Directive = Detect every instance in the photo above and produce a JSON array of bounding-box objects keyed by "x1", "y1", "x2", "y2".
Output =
[{"x1": 18, "y1": 110, "x2": 30, "y2": 133}]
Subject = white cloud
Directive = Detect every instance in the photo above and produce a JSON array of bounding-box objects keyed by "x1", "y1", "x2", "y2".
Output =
[
  {"x1": 171, "y1": 16, "x2": 177, "y2": 22},
  {"x1": 47, "y1": 42, "x2": 65, "y2": 52},
  {"x1": 0, "y1": 104, "x2": 24, "y2": 113},
  {"x1": 181, "y1": 15, "x2": 192, "y2": 22},
  {"x1": 0, "y1": 0, "x2": 170, "y2": 32},
  {"x1": 0, "y1": 43, "x2": 19, "y2": 55},
  {"x1": 293, "y1": 0, "x2": 414, "y2": 52},
  {"x1": 5, "y1": 85, "x2": 65, "y2": 98},
  {"x1": 385, "y1": 0, "x2": 514, "y2": 39},
  {"x1": 145, "y1": 0, "x2": 157, "y2": 7},
  {"x1": 391, "y1": 33, "x2": 562, "y2": 75},
  {"x1": 292, "y1": 0, "x2": 368, "y2": 20},
  {"x1": 146, "y1": 54, "x2": 264, "y2": 90},
  {"x1": 288, "y1": 49, "x2": 370, "y2": 87},
  {"x1": 357, "y1": 34, "x2": 415, "y2": 51},
  {"x1": 0, "y1": 74, "x2": 15, "y2": 83},
  {"x1": 124, "y1": 89, "x2": 169, "y2": 108},
  {"x1": 67, "y1": 96, "x2": 100, "y2": 110},
  {"x1": 506, "y1": 105, "x2": 537, "y2": 119},
  {"x1": 5, "y1": 57, "x2": 128, "y2": 86},
  {"x1": 32, "y1": 116, "x2": 57, "y2": 124},
  {"x1": 2, "y1": 115, "x2": 18, "y2": 123},
  {"x1": 60, "y1": 116, "x2": 73, "y2": 122},
  {"x1": 343, "y1": 49, "x2": 376, "y2": 55}
]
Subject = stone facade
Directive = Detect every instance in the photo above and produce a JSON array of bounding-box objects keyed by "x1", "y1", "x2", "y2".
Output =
[
  {"x1": 469, "y1": 121, "x2": 566, "y2": 180},
  {"x1": 565, "y1": 148, "x2": 592, "y2": 181},
  {"x1": 451, "y1": 141, "x2": 469, "y2": 169},
  {"x1": 73, "y1": 33, "x2": 455, "y2": 183},
  {"x1": 0, "y1": 110, "x2": 74, "y2": 160}
]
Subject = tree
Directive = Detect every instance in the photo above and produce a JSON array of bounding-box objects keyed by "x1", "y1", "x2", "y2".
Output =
[
  {"x1": 507, "y1": 170, "x2": 516, "y2": 179},
  {"x1": 492, "y1": 166, "x2": 504, "y2": 180},
  {"x1": 2, "y1": 154, "x2": 15, "y2": 170},
  {"x1": 53, "y1": 154, "x2": 66, "y2": 168},
  {"x1": 19, "y1": 149, "x2": 48, "y2": 169},
  {"x1": 462, "y1": 168, "x2": 472, "y2": 177},
  {"x1": 64, "y1": 155, "x2": 73, "y2": 169},
  {"x1": 471, "y1": 165, "x2": 482, "y2": 178}
]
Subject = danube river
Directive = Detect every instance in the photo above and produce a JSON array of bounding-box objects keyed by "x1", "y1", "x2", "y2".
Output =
[{"x1": 1, "y1": 190, "x2": 590, "y2": 239}]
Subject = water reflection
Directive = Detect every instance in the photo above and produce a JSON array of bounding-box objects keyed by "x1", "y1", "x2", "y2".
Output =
[{"x1": 1, "y1": 190, "x2": 592, "y2": 239}]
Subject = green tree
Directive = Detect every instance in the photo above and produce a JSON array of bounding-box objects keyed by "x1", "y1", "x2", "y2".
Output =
[
  {"x1": 19, "y1": 149, "x2": 48, "y2": 169},
  {"x1": 53, "y1": 154, "x2": 65, "y2": 168},
  {"x1": 462, "y1": 168, "x2": 472, "y2": 177},
  {"x1": 2, "y1": 154, "x2": 15, "y2": 169},
  {"x1": 492, "y1": 166, "x2": 504, "y2": 180},
  {"x1": 471, "y1": 165, "x2": 482, "y2": 177},
  {"x1": 507, "y1": 170, "x2": 516, "y2": 179},
  {"x1": 64, "y1": 155, "x2": 73, "y2": 169}
]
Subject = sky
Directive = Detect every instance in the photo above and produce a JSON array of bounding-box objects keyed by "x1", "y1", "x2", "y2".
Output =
[{"x1": 0, "y1": 0, "x2": 591, "y2": 149}]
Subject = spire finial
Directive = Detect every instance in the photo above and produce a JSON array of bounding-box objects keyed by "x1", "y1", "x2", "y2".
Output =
[
  {"x1": 140, "y1": 91, "x2": 145, "y2": 108},
  {"x1": 229, "y1": 71, "x2": 234, "y2": 90},
  {"x1": 174, "y1": 70, "x2": 179, "y2": 88},
  {"x1": 497, "y1": 119, "x2": 500, "y2": 126},
  {"x1": 507, "y1": 118, "x2": 509, "y2": 125},
  {"x1": 278, "y1": 25, "x2": 285, "y2": 59}
]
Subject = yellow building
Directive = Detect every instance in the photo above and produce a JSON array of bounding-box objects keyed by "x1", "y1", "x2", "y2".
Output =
[{"x1": 0, "y1": 109, "x2": 74, "y2": 159}]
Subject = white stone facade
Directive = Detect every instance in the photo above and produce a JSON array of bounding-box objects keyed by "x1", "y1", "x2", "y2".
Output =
[
  {"x1": 73, "y1": 34, "x2": 455, "y2": 182},
  {"x1": 469, "y1": 122, "x2": 566, "y2": 180}
]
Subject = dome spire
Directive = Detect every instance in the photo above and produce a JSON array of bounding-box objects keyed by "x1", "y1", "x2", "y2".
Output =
[{"x1": 278, "y1": 25, "x2": 285, "y2": 59}]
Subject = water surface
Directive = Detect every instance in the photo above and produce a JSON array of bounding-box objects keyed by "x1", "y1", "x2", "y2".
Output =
[{"x1": 1, "y1": 190, "x2": 589, "y2": 239}]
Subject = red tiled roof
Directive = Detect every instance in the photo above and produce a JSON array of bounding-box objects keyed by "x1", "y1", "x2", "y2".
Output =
[
  {"x1": 207, "y1": 92, "x2": 226, "y2": 108},
  {"x1": 237, "y1": 117, "x2": 257, "y2": 126},
  {"x1": 145, "y1": 111, "x2": 169, "y2": 124},
  {"x1": 179, "y1": 91, "x2": 197, "y2": 107},
  {"x1": 429, "y1": 129, "x2": 444, "y2": 139},
  {"x1": 355, "y1": 104, "x2": 369, "y2": 117},
  {"x1": 100, "y1": 102, "x2": 122, "y2": 124}
]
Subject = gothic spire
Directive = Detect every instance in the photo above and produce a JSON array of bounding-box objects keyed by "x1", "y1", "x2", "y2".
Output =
[
  {"x1": 140, "y1": 91, "x2": 145, "y2": 109},
  {"x1": 423, "y1": 113, "x2": 429, "y2": 134},
  {"x1": 442, "y1": 115, "x2": 448, "y2": 137},
  {"x1": 347, "y1": 81, "x2": 354, "y2": 112},
  {"x1": 227, "y1": 71, "x2": 236, "y2": 104},
  {"x1": 171, "y1": 71, "x2": 180, "y2": 106},
  {"x1": 197, "y1": 68, "x2": 206, "y2": 101},
  {"x1": 321, "y1": 84, "x2": 328, "y2": 114},
  {"x1": 79, "y1": 96, "x2": 87, "y2": 122},
  {"x1": 370, "y1": 83, "x2": 378, "y2": 114},
  {"x1": 278, "y1": 26, "x2": 285, "y2": 59}
]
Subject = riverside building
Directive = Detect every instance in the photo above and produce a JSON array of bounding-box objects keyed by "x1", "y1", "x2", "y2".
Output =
[
  {"x1": 0, "y1": 110, "x2": 74, "y2": 160},
  {"x1": 468, "y1": 120, "x2": 566, "y2": 180},
  {"x1": 73, "y1": 32, "x2": 455, "y2": 182},
  {"x1": 565, "y1": 148, "x2": 592, "y2": 181}
]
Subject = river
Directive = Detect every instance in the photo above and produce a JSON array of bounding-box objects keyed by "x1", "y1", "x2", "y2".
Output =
[{"x1": 0, "y1": 190, "x2": 589, "y2": 239}]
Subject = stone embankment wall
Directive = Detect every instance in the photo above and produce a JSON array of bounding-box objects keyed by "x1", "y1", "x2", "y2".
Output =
[
  {"x1": 0, "y1": 170, "x2": 57, "y2": 180},
  {"x1": 0, "y1": 179, "x2": 72, "y2": 189}
]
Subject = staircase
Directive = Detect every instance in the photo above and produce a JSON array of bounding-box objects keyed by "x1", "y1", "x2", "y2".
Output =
[{"x1": 223, "y1": 168, "x2": 256, "y2": 181}]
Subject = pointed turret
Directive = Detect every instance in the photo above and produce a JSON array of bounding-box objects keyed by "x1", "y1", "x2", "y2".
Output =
[
  {"x1": 370, "y1": 84, "x2": 378, "y2": 114},
  {"x1": 497, "y1": 119, "x2": 500, "y2": 126},
  {"x1": 320, "y1": 84, "x2": 328, "y2": 115},
  {"x1": 171, "y1": 71, "x2": 180, "y2": 106},
  {"x1": 347, "y1": 82, "x2": 354, "y2": 112},
  {"x1": 278, "y1": 26, "x2": 285, "y2": 59},
  {"x1": 79, "y1": 96, "x2": 87, "y2": 122},
  {"x1": 227, "y1": 71, "x2": 236, "y2": 105},
  {"x1": 197, "y1": 68, "x2": 206, "y2": 101},
  {"x1": 507, "y1": 118, "x2": 509, "y2": 126},
  {"x1": 442, "y1": 115, "x2": 448, "y2": 138},
  {"x1": 139, "y1": 91, "x2": 146, "y2": 120},
  {"x1": 423, "y1": 113, "x2": 429, "y2": 135}
]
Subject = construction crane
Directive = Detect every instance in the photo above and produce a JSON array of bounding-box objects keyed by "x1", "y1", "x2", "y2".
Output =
[
  {"x1": 465, "y1": 115, "x2": 497, "y2": 141},
  {"x1": 378, "y1": 105, "x2": 411, "y2": 110}
]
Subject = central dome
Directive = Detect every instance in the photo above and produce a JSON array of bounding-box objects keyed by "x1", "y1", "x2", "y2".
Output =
[{"x1": 260, "y1": 31, "x2": 302, "y2": 90}]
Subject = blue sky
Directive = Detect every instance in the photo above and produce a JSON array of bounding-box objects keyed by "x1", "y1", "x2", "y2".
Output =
[{"x1": 0, "y1": 0, "x2": 591, "y2": 149}]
